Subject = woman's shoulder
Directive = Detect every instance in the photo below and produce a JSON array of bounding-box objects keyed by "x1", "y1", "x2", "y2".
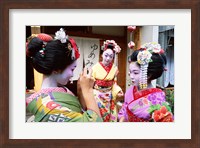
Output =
[
  {"x1": 26, "y1": 87, "x2": 75, "y2": 105},
  {"x1": 91, "y1": 62, "x2": 100, "y2": 69}
]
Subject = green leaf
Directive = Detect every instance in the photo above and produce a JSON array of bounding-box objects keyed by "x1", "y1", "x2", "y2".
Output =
[
  {"x1": 162, "y1": 102, "x2": 172, "y2": 112},
  {"x1": 148, "y1": 104, "x2": 161, "y2": 114}
]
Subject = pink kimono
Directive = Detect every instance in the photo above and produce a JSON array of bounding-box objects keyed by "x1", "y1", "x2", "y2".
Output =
[{"x1": 118, "y1": 86, "x2": 173, "y2": 122}]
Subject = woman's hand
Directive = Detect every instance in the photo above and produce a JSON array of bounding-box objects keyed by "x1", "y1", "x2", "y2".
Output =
[
  {"x1": 77, "y1": 68, "x2": 101, "y2": 117},
  {"x1": 77, "y1": 68, "x2": 94, "y2": 110},
  {"x1": 77, "y1": 76, "x2": 86, "y2": 110},
  {"x1": 79, "y1": 68, "x2": 94, "y2": 91}
]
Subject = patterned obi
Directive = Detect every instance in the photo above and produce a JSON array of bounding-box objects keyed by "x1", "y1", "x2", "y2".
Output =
[
  {"x1": 94, "y1": 85, "x2": 112, "y2": 93},
  {"x1": 95, "y1": 79, "x2": 114, "y2": 88}
]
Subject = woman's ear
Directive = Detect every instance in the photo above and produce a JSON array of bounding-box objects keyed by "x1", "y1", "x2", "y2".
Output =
[
  {"x1": 52, "y1": 71, "x2": 58, "y2": 74},
  {"x1": 52, "y1": 70, "x2": 61, "y2": 75}
]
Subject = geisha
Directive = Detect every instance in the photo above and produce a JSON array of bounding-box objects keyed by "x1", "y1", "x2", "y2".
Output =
[
  {"x1": 118, "y1": 42, "x2": 174, "y2": 122},
  {"x1": 90, "y1": 40, "x2": 124, "y2": 122},
  {"x1": 26, "y1": 29, "x2": 102, "y2": 122}
]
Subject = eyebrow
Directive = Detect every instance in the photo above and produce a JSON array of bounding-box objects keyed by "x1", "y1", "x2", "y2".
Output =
[
  {"x1": 130, "y1": 70, "x2": 139, "y2": 72},
  {"x1": 105, "y1": 53, "x2": 113, "y2": 56}
]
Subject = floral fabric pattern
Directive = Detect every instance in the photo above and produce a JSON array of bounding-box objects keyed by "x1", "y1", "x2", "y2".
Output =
[
  {"x1": 92, "y1": 62, "x2": 122, "y2": 122},
  {"x1": 26, "y1": 87, "x2": 102, "y2": 122},
  {"x1": 94, "y1": 89, "x2": 117, "y2": 122},
  {"x1": 126, "y1": 87, "x2": 173, "y2": 122}
]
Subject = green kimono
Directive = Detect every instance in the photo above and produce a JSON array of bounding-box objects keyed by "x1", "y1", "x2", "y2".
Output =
[{"x1": 26, "y1": 87, "x2": 102, "y2": 122}]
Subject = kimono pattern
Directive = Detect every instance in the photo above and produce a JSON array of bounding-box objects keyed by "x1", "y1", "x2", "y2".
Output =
[
  {"x1": 118, "y1": 86, "x2": 173, "y2": 122},
  {"x1": 92, "y1": 62, "x2": 122, "y2": 122},
  {"x1": 26, "y1": 87, "x2": 102, "y2": 122}
]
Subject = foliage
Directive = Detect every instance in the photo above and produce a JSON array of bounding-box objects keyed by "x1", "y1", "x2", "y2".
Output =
[{"x1": 164, "y1": 89, "x2": 174, "y2": 114}]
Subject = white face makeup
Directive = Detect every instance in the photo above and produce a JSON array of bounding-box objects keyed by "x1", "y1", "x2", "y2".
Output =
[
  {"x1": 102, "y1": 49, "x2": 114, "y2": 66},
  {"x1": 55, "y1": 60, "x2": 77, "y2": 86},
  {"x1": 129, "y1": 62, "x2": 140, "y2": 87}
]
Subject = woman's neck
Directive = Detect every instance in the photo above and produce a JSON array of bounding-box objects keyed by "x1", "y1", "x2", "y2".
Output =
[
  {"x1": 147, "y1": 82, "x2": 154, "y2": 89},
  {"x1": 41, "y1": 75, "x2": 57, "y2": 89}
]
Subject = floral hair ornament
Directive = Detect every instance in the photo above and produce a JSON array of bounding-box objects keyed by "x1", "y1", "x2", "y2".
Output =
[
  {"x1": 137, "y1": 42, "x2": 163, "y2": 89},
  {"x1": 55, "y1": 28, "x2": 68, "y2": 43},
  {"x1": 68, "y1": 38, "x2": 80, "y2": 60},
  {"x1": 54, "y1": 28, "x2": 80, "y2": 60},
  {"x1": 102, "y1": 40, "x2": 121, "y2": 53}
]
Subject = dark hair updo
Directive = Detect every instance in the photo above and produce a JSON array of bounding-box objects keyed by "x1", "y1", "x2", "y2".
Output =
[
  {"x1": 27, "y1": 37, "x2": 74, "y2": 75},
  {"x1": 129, "y1": 48, "x2": 167, "y2": 81},
  {"x1": 106, "y1": 44, "x2": 115, "y2": 51}
]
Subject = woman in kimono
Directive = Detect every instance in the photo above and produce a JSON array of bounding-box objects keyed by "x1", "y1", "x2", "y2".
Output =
[
  {"x1": 118, "y1": 42, "x2": 173, "y2": 122},
  {"x1": 91, "y1": 40, "x2": 124, "y2": 122},
  {"x1": 26, "y1": 28, "x2": 102, "y2": 122}
]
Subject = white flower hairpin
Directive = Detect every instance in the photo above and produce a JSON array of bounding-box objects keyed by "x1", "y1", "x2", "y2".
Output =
[
  {"x1": 141, "y1": 42, "x2": 162, "y2": 53},
  {"x1": 54, "y1": 28, "x2": 68, "y2": 43}
]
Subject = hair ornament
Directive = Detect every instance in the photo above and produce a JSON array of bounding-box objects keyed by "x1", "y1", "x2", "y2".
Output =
[
  {"x1": 36, "y1": 33, "x2": 53, "y2": 58},
  {"x1": 26, "y1": 33, "x2": 53, "y2": 58},
  {"x1": 39, "y1": 45, "x2": 46, "y2": 58},
  {"x1": 102, "y1": 40, "x2": 121, "y2": 53},
  {"x1": 137, "y1": 50, "x2": 152, "y2": 65},
  {"x1": 137, "y1": 42, "x2": 163, "y2": 89},
  {"x1": 68, "y1": 38, "x2": 80, "y2": 60},
  {"x1": 37, "y1": 33, "x2": 53, "y2": 44},
  {"x1": 141, "y1": 42, "x2": 163, "y2": 54},
  {"x1": 55, "y1": 28, "x2": 68, "y2": 43}
]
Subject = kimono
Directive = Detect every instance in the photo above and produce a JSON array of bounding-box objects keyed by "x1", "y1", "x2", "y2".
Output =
[
  {"x1": 92, "y1": 62, "x2": 122, "y2": 122},
  {"x1": 118, "y1": 86, "x2": 173, "y2": 122},
  {"x1": 26, "y1": 87, "x2": 102, "y2": 122}
]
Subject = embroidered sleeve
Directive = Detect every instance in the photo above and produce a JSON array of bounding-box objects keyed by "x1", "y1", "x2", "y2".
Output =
[{"x1": 26, "y1": 94, "x2": 103, "y2": 122}]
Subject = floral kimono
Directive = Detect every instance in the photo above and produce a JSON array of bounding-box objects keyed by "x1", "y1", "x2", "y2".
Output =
[
  {"x1": 26, "y1": 87, "x2": 102, "y2": 122},
  {"x1": 92, "y1": 62, "x2": 122, "y2": 122},
  {"x1": 118, "y1": 86, "x2": 173, "y2": 122}
]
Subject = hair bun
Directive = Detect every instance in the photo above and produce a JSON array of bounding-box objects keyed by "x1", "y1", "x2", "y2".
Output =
[
  {"x1": 27, "y1": 37, "x2": 43, "y2": 57},
  {"x1": 26, "y1": 33, "x2": 53, "y2": 57}
]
